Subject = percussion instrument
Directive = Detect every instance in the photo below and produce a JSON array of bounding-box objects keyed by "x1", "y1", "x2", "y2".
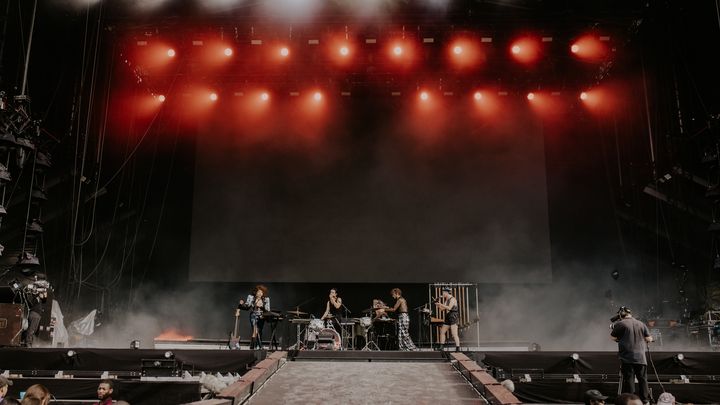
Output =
[
  {"x1": 316, "y1": 328, "x2": 341, "y2": 350},
  {"x1": 287, "y1": 310, "x2": 309, "y2": 316}
]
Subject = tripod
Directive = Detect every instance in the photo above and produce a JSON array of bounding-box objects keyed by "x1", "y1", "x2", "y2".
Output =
[{"x1": 360, "y1": 324, "x2": 380, "y2": 351}]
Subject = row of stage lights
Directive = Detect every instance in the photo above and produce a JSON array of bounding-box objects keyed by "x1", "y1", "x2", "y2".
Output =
[
  {"x1": 137, "y1": 33, "x2": 611, "y2": 68},
  {"x1": 149, "y1": 89, "x2": 601, "y2": 105}
]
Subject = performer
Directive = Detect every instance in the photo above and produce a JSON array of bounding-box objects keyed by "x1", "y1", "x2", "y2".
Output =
[
  {"x1": 610, "y1": 306, "x2": 652, "y2": 402},
  {"x1": 238, "y1": 285, "x2": 270, "y2": 350},
  {"x1": 384, "y1": 288, "x2": 417, "y2": 351},
  {"x1": 321, "y1": 288, "x2": 343, "y2": 331},
  {"x1": 435, "y1": 286, "x2": 461, "y2": 352},
  {"x1": 371, "y1": 298, "x2": 388, "y2": 319},
  {"x1": 24, "y1": 290, "x2": 48, "y2": 347}
]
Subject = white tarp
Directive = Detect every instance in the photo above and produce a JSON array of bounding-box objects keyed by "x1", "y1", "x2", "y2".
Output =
[
  {"x1": 50, "y1": 300, "x2": 69, "y2": 347},
  {"x1": 70, "y1": 309, "x2": 97, "y2": 336}
]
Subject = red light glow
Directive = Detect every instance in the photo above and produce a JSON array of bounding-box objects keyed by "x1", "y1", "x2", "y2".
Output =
[
  {"x1": 527, "y1": 92, "x2": 535, "y2": 100},
  {"x1": 209, "y1": 92, "x2": 218, "y2": 101},
  {"x1": 510, "y1": 38, "x2": 541, "y2": 64},
  {"x1": 158, "y1": 95, "x2": 166, "y2": 102},
  {"x1": 420, "y1": 91, "x2": 429, "y2": 101},
  {"x1": 280, "y1": 47, "x2": 290, "y2": 57},
  {"x1": 570, "y1": 35, "x2": 608, "y2": 61},
  {"x1": 224, "y1": 47, "x2": 233, "y2": 57},
  {"x1": 167, "y1": 48, "x2": 176, "y2": 58}
]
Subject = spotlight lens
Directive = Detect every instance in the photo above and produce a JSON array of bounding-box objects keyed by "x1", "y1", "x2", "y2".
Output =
[
  {"x1": 420, "y1": 91, "x2": 429, "y2": 101},
  {"x1": 473, "y1": 92, "x2": 483, "y2": 101},
  {"x1": 527, "y1": 92, "x2": 535, "y2": 100},
  {"x1": 339, "y1": 46, "x2": 349, "y2": 56},
  {"x1": 224, "y1": 47, "x2": 233, "y2": 57},
  {"x1": 260, "y1": 92, "x2": 269, "y2": 101},
  {"x1": 209, "y1": 93, "x2": 218, "y2": 101},
  {"x1": 158, "y1": 95, "x2": 166, "y2": 102},
  {"x1": 280, "y1": 47, "x2": 289, "y2": 57},
  {"x1": 164, "y1": 351, "x2": 173, "y2": 358},
  {"x1": 580, "y1": 91, "x2": 588, "y2": 100},
  {"x1": 313, "y1": 92, "x2": 322, "y2": 101},
  {"x1": 571, "y1": 353, "x2": 579, "y2": 361},
  {"x1": 511, "y1": 45, "x2": 521, "y2": 55},
  {"x1": 677, "y1": 353, "x2": 684, "y2": 361},
  {"x1": 571, "y1": 44, "x2": 580, "y2": 54},
  {"x1": 393, "y1": 46, "x2": 403, "y2": 56},
  {"x1": 167, "y1": 48, "x2": 176, "y2": 58},
  {"x1": 453, "y1": 45, "x2": 463, "y2": 55}
]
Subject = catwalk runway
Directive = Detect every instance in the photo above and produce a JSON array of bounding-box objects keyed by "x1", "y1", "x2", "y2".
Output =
[{"x1": 246, "y1": 360, "x2": 484, "y2": 405}]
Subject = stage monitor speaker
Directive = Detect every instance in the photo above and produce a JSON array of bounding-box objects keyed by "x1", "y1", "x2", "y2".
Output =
[{"x1": 0, "y1": 303, "x2": 23, "y2": 346}]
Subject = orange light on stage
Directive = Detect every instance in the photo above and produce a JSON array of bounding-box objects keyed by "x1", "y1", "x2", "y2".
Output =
[
  {"x1": 570, "y1": 35, "x2": 608, "y2": 61},
  {"x1": 224, "y1": 47, "x2": 233, "y2": 57},
  {"x1": 313, "y1": 91, "x2": 323, "y2": 102},
  {"x1": 280, "y1": 47, "x2": 290, "y2": 57},
  {"x1": 510, "y1": 37, "x2": 540, "y2": 64},
  {"x1": 580, "y1": 91, "x2": 588, "y2": 101},
  {"x1": 473, "y1": 91, "x2": 483, "y2": 101},
  {"x1": 167, "y1": 48, "x2": 176, "y2": 58},
  {"x1": 527, "y1": 92, "x2": 535, "y2": 100},
  {"x1": 453, "y1": 45, "x2": 463, "y2": 55},
  {"x1": 157, "y1": 95, "x2": 166, "y2": 102},
  {"x1": 260, "y1": 92, "x2": 270, "y2": 101},
  {"x1": 209, "y1": 92, "x2": 218, "y2": 102},
  {"x1": 393, "y1": 45, "x2": 403, "y2": 56},
  {"x1": 420, "y1": 91, "x2": 429, "y2": 101},
  {"x1": 339, "y1": 46, "x2": 350, "y2": 56},
  {"x1": 448, "y1": 38, "x2": 483, "y2": 69}
]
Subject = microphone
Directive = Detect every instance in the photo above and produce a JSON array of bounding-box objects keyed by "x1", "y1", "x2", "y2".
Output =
[{"x1": 610, "y1": 314, "x2": 621, "y2": 322}]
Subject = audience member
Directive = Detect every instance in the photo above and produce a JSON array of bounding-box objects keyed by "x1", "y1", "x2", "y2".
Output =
[
  {"x1": 657, "y1": 392, "x2": 676, "y2": 405},
  {"x1": 616, "y1": 393, "x2": 642, "y2": 405},
  {"x1": 584, "y1": 389, "x2": 608, "y2": 405},
  {"x1": 95, "y1": 379, "x2": 114, "y2": 405},
  {"x1": 23, "y1": 384, "x2": 50, "y2": 405}
]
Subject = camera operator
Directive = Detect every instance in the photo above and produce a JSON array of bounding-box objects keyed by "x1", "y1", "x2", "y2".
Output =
[
  {"x1": 24, "y1": 289, "x2": 48, "y2": 347},
  {"x1": 610, "y1": 306, "x2": 652, "y2": 403}
]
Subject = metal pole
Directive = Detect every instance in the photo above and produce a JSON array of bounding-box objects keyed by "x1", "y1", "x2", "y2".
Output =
[{"x1": 20, "y1": 0, "x2": 38, "y2": 97}]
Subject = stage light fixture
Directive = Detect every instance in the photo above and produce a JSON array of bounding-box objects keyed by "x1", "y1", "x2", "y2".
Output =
[
  {"x1": 580, "y1": 92, "x2": 588, "y2": 101},
  {"x1": 280, "y1": 47, "x2": 290, "y2": 57},
  {"x1": 130, "y1": 340, "x2": 141, "y2": 349},
  {"x1": 164, "y1": 351, "x2": 174, "y2": 359},
  {"x1": 339, "y1": 46, "x2": 350, "y2": 56},
  {"x1": 571, "y1": 353, "x2": 580, "y2": 361},
  {"x1": 209, "y1": 93, "x2": 218, "y2": 102},
  {"x1": 313, "y1": 92, "x2": 323, "y2": 102},
  {"x1": 157, "y1": 95, "x2": 166, "y2": 102},
  {"x1": 527, "y1": 92, "x2": 535, "y2": 100},
  {"x1": 224, "y1": 47, "x2": 233, "y2": 57},
  {"x1": 675, "y1": 353, "x2": 684, "y2": 361},
  {"x1": 67, "y1": 350, "x2": 76, "y2": 358},
  {"x1": 260, "y1": 92, "x2": 270, "y2": 101},
  {"x1": 393, "y1": 46, "x2": 403, "y2": 56},
  {"x1": 167, "y1": 48, "x2": 176, "y2": 58},
  {"x1": 453, "y1": 45, "x2": 463, "y2": 55},
  {"x1": 473, "y1": 91, "x2": 483, "y2": 101},
  {"x1": 571, "y1": 44, "x2": 580, "y2": 54},
  {"x1": 511, "y1": 45, "x2": 521, "y2": 55},
  {"x1": 420, "y1": 91, "x2": 429, "y2": 101}
]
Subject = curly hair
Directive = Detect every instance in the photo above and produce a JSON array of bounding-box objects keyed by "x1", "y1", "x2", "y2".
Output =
[{"x1": 253, "y1": 285, "x2": 268, "y2": 296}]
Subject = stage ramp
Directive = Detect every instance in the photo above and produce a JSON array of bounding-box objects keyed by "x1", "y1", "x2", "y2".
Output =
[{"x1": 246, "y1": 359, "x2": 484, "y2": 405}]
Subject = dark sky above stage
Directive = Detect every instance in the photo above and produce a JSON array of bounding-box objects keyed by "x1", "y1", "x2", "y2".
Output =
[{"x1": 188, "y1": 97, "x2": 552, "y2": 283}]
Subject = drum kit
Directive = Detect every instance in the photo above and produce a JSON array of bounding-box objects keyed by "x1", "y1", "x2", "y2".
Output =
[{"x1": 285, "y1": 303, "x2": 397, "y2": 351}]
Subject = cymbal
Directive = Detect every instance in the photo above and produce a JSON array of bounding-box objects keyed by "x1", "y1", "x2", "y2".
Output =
[
  {"x1": 362, "y1": 307, "x2": 388, "y2": 313},
  {"x1": 286, "y1": 310, "x2": 308, "y2": 316}
]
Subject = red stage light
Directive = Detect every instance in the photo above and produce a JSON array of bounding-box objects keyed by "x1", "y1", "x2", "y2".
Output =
[
  {"x1": 420, "y1": 91, "x2": 429, "y2": 101},
  {"x1": 570, "y1": 35, "x2": 608, "y2": 60},
  {"x1": 393, "y1": 46, "x2": 403, "y2": 56},
  {"x1": 280, "y1": 47, "x2": 290, "y2": 57},
  {"x1": 527, "y1": 92, "x2": 535, "y2": 100},
  {"x1": 511, "y1": 45, "x2": 521, "y2": 55},
  {"x1": 510, "y1": 38, "x2": 541, "y2": 64},
  {"x1": 453, "y1": 45, "x2": 463, "y2": 55},
  {"x1": 209, "y1": 93, "x2": 218, "y2": 101},
  {"x1": 158, "y1": 95, "x2": 166, "y2": 102},
  {"x1": 224, "y1": 47, "x2": 233, "y2": 57},
  {"x1": 167, "y1": 48, "x2": 176, "y2": 58},
  {"x1": 313, "y1": 91, "x2": 323, "y2": 102},
  {"x1": 580, "y1": 91, "x2": 588, "y2": 100},
  {"x1": 570, "y1": 44, "x2": 580, "y2": 54},
  {"x1": 473, "y1": 91, "x2": 483, "y2": 101},
  {"x1": 339, "y1": 46, "x2": 350, "y2": 56},
  {"x1": 260, "y1": 92, "x2": 270, "y2": 101}
]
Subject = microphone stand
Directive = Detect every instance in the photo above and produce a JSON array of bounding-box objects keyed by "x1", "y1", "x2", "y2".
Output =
[{"x1": 340, "y1": 303, "x2": 352, "y2": 350}]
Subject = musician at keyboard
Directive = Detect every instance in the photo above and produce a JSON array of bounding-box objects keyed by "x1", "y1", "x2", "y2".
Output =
[{"x1": 238, "y1": 285, "x2": 271, "y2": 350}]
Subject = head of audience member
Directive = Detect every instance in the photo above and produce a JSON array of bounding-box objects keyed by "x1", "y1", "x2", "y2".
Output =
[
  {"x1": 23, "y1": 384, "x2": 51, "y2": 405},
  {"x1": 500, "y1": 379, "x2": 515, "y2": 392},
  {"x1": 97, "y1": 379, "x2": 114, "y2": 400},
  {"x1": 584, "y1": 389, "x2": 608, "y2": 405},
  {"x1": 3, "y1": 398, "x2": 22, "y2": 405},
  {"x1": 20, "y1": 398, "x2": 42, "y2": 405},
  {"x1": 615, "y1": 393, "x2": 642, "y2": 405},
  {"x1": 0, "y1": 376, "x2": 13, "y2": 400},
  {"x1": 657, "y1": 392, "x2": 676, "y2": 405}
]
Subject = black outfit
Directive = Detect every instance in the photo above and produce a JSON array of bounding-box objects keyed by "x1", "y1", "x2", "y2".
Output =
[
  {"x1": 24, "y1": 295, "x2": 46, "y2": 347},
  {"x1": 610, "y1": 317, "x2": 651, "y2": 401},
  {"x1": 444, "y1": 298, "x2": 459, "y2": 326},
  {"x1": 327, "y1": 300, "x2": 343, "y2": 331}
]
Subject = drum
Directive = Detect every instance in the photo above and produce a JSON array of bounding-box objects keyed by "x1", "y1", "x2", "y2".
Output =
[
  {"x1": 309, "y1": 318, "x2": 325, "y2": 333},
  {"x1": 316, "y1": 328, "x2": 341, "y2": 350},
  {"x1": 354, "y1": 316, "x2": 372, "y2": 336}
]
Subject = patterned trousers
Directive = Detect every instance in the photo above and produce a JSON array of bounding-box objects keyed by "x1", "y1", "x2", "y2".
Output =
[{"x1": 397, "y1": 313, "x2": 417, "y2": 351}]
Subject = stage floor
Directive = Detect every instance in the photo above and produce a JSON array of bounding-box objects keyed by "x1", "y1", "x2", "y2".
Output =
[{"x1": 247, "y1": 360, "x2": 484, "y2": 405}]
